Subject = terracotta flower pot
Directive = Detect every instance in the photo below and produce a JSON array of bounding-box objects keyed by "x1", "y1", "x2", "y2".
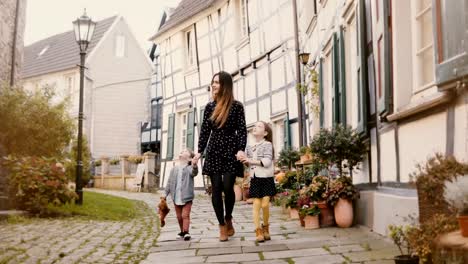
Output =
[
  {"x1": 304, "y1": 215, "x2": 320, "y2": 229},
  {"x1": 458, "y1": 215, "x2": 468, "y2": 237},
  {"x1": 234, "y1": 185, "x2": 243, "y2": 201},
  {"x1": 334, "y1": 198, "x2": 353, "y2": 228},
  {"x1": 299, "y1": 215, "x2": 305, "y2": 227},
  {"x1": 312, "y1": 201, "x2": 335, "y2": 227},
  {"x1": 289, "y1": 207, "x2": 299, "y2": 220}
]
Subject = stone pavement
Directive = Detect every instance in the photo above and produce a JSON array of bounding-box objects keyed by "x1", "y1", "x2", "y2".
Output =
[{"x1": 0, "y1": 189, "x2": 399, "y2": 264}]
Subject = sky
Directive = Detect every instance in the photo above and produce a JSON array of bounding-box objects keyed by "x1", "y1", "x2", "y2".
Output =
[{"x1": 24, "y1": 0, "x2": 181, "y2": 51}]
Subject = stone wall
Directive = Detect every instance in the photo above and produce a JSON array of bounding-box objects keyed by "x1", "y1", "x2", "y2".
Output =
[
  {"x1": 0, "y1": 0, "x2": 26, "y2": 210},
  {"x1": 0, "y1": 0, "x2": 27, "y2": 86}
]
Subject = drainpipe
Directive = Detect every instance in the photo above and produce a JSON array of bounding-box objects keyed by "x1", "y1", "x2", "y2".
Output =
[
  {"x1": 292, "y1": 0, "x2": 305, "y2": 147},
  {"x1": 10, "y1": 0, "x2": 21, "y2": 87}
]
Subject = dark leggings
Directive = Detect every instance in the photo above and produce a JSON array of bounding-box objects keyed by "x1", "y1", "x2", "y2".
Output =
[{"x1": 210, "y1": 172, "x2": 236, "y2": 225}]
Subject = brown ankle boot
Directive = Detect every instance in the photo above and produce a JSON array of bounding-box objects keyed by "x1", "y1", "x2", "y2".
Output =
[
  {"x1": 255, "y1": 228, "x2": 265, "y2": 243},
  {"x1": 262, "y1": 224, "x2": 271, "y2": 240},
  {"x1": 219, "y1": 224, "x2": 228, "y2": 242},
  {"x1": 225, "y1": 218, "x2": 235, "y2": 236}
]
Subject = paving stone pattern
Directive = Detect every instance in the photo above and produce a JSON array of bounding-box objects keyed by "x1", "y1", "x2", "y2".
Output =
[{"x1": 0, "y1": 189, "x2": 399, "y2": 264}]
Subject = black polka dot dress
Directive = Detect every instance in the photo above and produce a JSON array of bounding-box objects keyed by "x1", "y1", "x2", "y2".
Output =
[{"x1": 198, "y1": 100, "x2": 247, "y2": 178}]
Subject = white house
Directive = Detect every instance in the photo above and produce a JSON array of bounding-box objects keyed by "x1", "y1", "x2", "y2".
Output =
[
  {"x1": 297, "y1": 0, "x2": 468, "y2": 234},
  {"x1": 21, "y1": 15, "x2": 153, "y2": 159},
  {"x1": 148, "y1": 0, "x2": 468, "y2": 236},
  {"x1": 149, "y1": 0, "x2": 304, "y2": 189}
]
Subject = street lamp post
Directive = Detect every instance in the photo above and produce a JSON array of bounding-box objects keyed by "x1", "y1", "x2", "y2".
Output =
[
  {"x1": 298, "y1": 52, "x2": 310, "y2": 146},
  {"x1": 72, "y1": 10, "x2": 96, "y2": 205}
]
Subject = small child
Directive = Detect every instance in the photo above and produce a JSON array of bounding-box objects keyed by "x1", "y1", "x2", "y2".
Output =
[
  {"x1": 162, "y1": 148, "x2": 198, "y2": 241},
  {"x1": 237, "y1": 121, "x2": 275, "y2": 242}
]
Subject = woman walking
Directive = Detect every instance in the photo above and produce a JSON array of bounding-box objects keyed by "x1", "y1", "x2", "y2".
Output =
[{"x1": 193, "y1": 71, "x2": 247, "y2": 242}]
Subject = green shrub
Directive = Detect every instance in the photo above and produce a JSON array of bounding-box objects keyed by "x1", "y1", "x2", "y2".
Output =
[
  {"x1": 310, "y1": 125, "x2": 367, "y2": 177},
  {"x1": 64, "y1": 136, "x2": 92, "y2": 185},
  {"x1": 110, "y1": 158, "x2": 120, "y2": 165},
  {"x1": 128, "y1": 155, "x2": 143, "y2": 164},
  {"x1": 3, "y1": 156, "x2": 78, "y2": 215},
  {"x1": 277, "y1": 148, "x2": 300, "y2": 170},
  {"x1": 0, "y1": 85, "x2": 75, "y2": 158}
]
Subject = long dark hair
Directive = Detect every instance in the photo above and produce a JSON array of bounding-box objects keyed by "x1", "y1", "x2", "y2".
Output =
[
  {"x1": 211, "y1": 71, "x2": 234, "y2": 128},
  {"x1": 261, "y1": 121, "x2": 274, "y2": 159}
]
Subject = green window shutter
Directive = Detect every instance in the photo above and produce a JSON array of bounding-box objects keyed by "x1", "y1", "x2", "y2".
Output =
[
  {"x1": 283, "y1": 113, "x2": 291, "y2": 149},
  {"x1": 357, "y1": 0, "x2": 368, "y2": 134},
  {"x1": 319, "y1": 60, "x2": 324, "y2": 128},
  {"x1": 199, "y1": 106, "x2": 205, "y2": 128},
  {"x1": 186, "y1": 107, "x2": 196, "y2": 150},
  {"x1": 339, "y1": 27, "x2": 347, "y2": 126},
  {"x1": 377, "y1": 0, "x2": 392, "y2": 116},
  {"x1": 332, "y1": 33, "x2": 340, "y2": 126},
  {"x1": 166, "y1": 113, "x2": 175, "y2": 160}
]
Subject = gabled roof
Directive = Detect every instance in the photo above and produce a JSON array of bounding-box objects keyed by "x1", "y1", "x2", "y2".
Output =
[
  {"x1": 22, "y1": 16, "x2": 117, "y2": 79},
  {"x1": 151, "y1": 0, "x2": 219, "y2": 40}
]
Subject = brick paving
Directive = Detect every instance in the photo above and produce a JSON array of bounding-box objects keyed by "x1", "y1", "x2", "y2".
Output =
[{"x1": 0, "y1": 189, "x2": 399, "y2": 263}]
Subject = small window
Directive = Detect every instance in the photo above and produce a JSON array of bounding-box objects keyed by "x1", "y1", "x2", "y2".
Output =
[
  {"x1": 38, "y1": 45, "x2": 49, "y2": 57},
  {"x1": 240, "y1": 0, "x2": 249, "y2": 37},
  {"x1": 185, "y1": 28, "x2": 197, "y2": 67},
  {"x1": 115, "y1": 35, "x2": 125, "y2": 57},
  {"x1": 413, "y1": 0, "x2": 435, "y2": 89}
]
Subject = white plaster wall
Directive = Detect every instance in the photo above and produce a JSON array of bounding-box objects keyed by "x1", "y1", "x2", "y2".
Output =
[
  {"x1": 398, "y1": 112, "x2": 446, "y2": 182},
  {"x1": 379, "y1": 129, "x2": 398, "y2": 183}
]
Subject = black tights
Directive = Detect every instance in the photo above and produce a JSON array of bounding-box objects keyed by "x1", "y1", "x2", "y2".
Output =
[{"x1": 210, "y1": 172, "x2": 236, "y2": 225}]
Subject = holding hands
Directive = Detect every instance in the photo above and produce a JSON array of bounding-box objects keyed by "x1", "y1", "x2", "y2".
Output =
[{"x1": 236, "y1": 150, "x2": 250, "y2": 165}]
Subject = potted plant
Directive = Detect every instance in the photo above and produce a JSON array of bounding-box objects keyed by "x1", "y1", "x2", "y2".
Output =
[
  {"x1": 299, "y1": 146, "x2": 312, "y2": 163},
  {"x1": 388, "y1": 225, "x2": 419, "y2": 264},
  {"x1": 309, "y1": 175, "x2": 334, "y2": 227},
  {"x1": 297, "y1": 187, "x2": 311, "y2": 226},
  {"x1": 286, "y1": 190, "x2": 300, "y2": 219},
  {"x1": 326, "y1": 176, "x2": 359, "y2": 228},
  {"x1": 300, "y1": 205, "x2": 321, "y2": 229},
  {"x1": 444, "y1": 174, "x2": 468, "y2": 237},
  {"x1": 277, "y1": 148, "x2": 300, "y2": 170},
  {"x1": 310, "y1": 125, "x2": 367, "y2": 179}
]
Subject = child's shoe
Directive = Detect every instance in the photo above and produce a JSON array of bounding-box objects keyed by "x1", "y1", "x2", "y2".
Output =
[
  {"x1": 184, "y1": 233, "x2": 191, "y2": 241},
  {"x1": 255, "y1": 228, "x2": 265, "y2": 243},
  {"x1": 177, "y1": 231, "x2": 185, "y2": 239},
  {"x1": 262, "y1": 224, "x2": 271, "y2": 240}
]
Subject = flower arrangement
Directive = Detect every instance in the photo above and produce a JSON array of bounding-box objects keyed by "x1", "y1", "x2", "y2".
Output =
[
  {"x1": 326, "y1": 176, "x2": 359, "y2": 206},
  {"x1": 285, "y1": 190, "x2": 299, "y2": 209},
  {"x1": 299, "y1": 204, "x2": 320, "y2": 217},
  {"x1": 128, "y1": 155, "x2": 143, "y2": 164},
  {"x1": 297, "y1": 186, "x2": 311, "y2": 208},
  {"x1": 308, "y1": 175, "x2": 329, "y2": 202}
]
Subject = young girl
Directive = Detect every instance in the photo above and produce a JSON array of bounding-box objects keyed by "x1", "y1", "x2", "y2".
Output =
[
  {"x1": 163, "y1": 148, "x2": 198, "y2": 241},
  {"x1": 237, "y1": 121, "x2": 275, "y2": 242}
]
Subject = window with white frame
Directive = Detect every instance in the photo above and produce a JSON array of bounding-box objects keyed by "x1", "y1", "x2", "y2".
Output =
[
  {"x1": 239, "y1": 0, "x2": 249, "y2": 37},
  {"x1": 185, "y1": 28, "x2": 197, "y2": 68},
  {"x1": 115, "y1": 35, "x2": 126, "y2": 57},
  {"x1": 413, "y1": 0, "x2": 435, "y2": 90}
]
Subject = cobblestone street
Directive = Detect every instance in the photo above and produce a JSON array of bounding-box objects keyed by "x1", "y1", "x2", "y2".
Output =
[{"x1": 0, "y1": 189, "x2": 399, "y2": 263}]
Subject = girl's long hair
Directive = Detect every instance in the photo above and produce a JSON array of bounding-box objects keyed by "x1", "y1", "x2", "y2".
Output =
[
  {"x1": 261, "y1": 121, "x2": 274, "y2": 159},
  {"x1": 211, "y1": 71, "x2": 234, "y2": 128}
]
